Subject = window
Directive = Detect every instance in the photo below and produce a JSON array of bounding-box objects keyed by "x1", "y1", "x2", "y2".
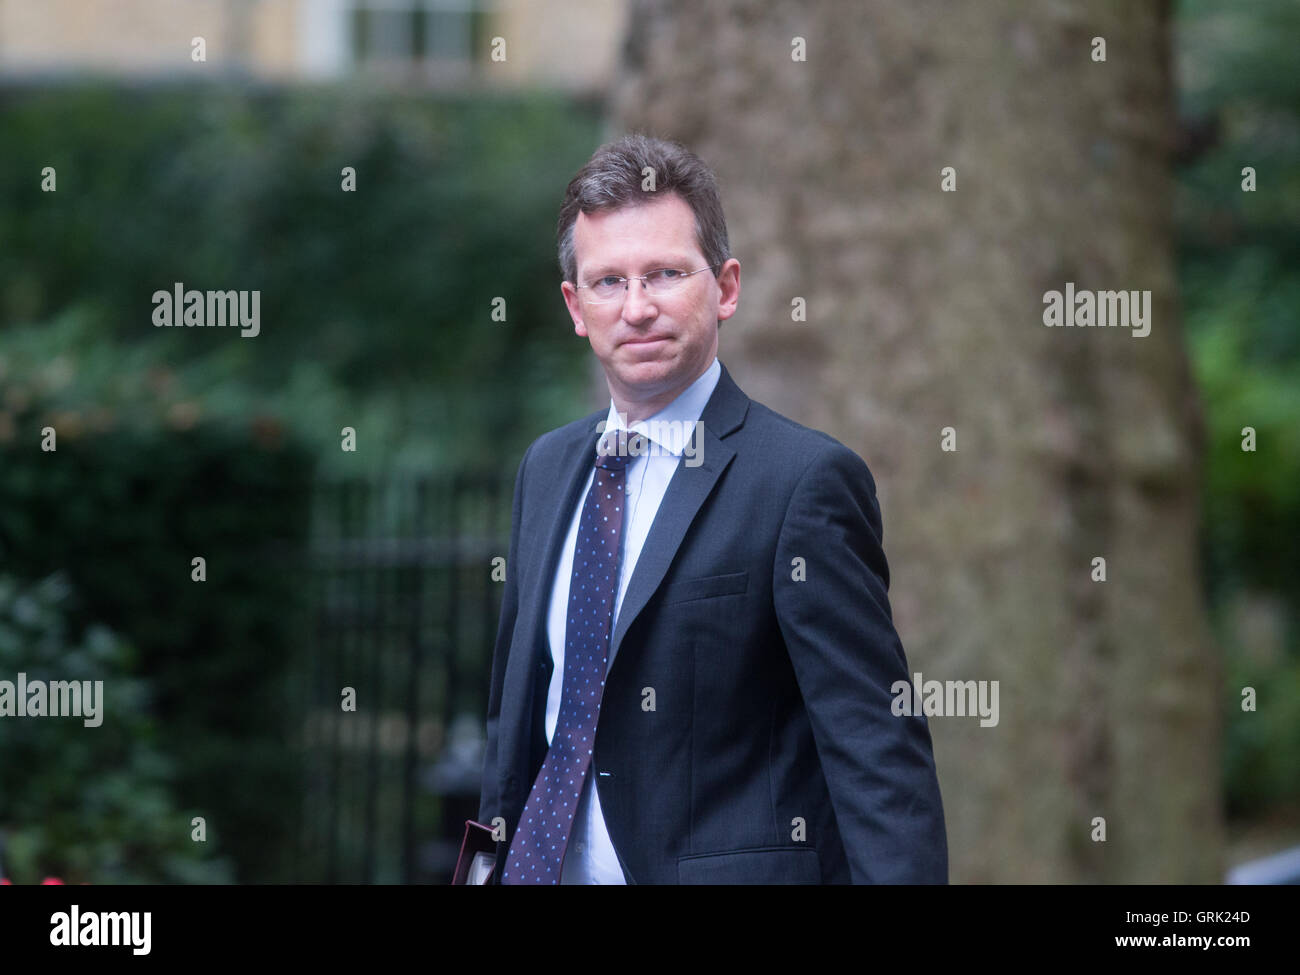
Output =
[{"x1": 348, "y1": 0, "x2": 494, "y2": 80}]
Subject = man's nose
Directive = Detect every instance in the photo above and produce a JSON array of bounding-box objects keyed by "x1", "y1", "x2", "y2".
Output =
[{"x1": 622, "y1": 278, "x2": 657, "y2": 321}]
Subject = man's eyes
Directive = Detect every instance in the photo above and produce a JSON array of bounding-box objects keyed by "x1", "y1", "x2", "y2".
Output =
[{"x1": 592, "y1": 269, "x2": 680, "y2": 285}]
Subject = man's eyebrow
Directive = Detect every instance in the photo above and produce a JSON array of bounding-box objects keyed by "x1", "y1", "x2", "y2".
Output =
[{"x1": 583, "y1": 257, "x2": 696, "y2": 278}]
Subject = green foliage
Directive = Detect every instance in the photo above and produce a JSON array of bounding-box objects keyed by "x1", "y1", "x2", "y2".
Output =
[
  {"x1": 0, "y1": 309, "x2": 378, "y2": 467},
  {"x1": 1223, "y1": 654, "x2": 1300, "y2": 816},
  {"x1": 1188, "y1": 261, "x2": 1300, "y2": 598},
  {"x1": 0, "y1": 84, "x2": 601, "y2": 474},
  {"x1": 0, "y1": 572, "x2": 234, "y2": 883},
  {"x1": 0, "y1": 82, "x2": 604, "y2": 883},
  {"x1": 0, "y1": 329, "x2": 316, "y2": 881},
  {"x1": 1177, "y1": 0, "x2": 1300, "y2": 815}
]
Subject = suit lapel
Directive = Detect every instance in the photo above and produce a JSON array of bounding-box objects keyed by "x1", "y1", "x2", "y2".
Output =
[
  {"x1": 527, "y1": 413, "x2": 606, "y2": 643},
  {"x1": 607, "y1": 361, "x2": 749, "y2": 675}
]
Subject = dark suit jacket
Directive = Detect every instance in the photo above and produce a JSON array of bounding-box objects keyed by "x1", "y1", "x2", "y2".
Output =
[{"x1": 478, "y1": 359, "x2": 947, "y2": 883}]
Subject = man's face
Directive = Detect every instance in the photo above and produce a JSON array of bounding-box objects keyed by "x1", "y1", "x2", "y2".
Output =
[{"x1": 561, "y1": 193, "x2": 740, "y2": 419}]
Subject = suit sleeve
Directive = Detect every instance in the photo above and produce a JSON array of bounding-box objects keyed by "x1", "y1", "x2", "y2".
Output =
[
  {"x1": 772, "y1": 443, "x2": 948, "y2": 883},
  {"x1": 477, "y1": 440, "x2": 532, "y2": 827}
]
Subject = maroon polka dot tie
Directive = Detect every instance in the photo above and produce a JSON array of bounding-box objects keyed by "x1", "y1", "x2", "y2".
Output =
[{"x1": 502, "y1": 429, "x2": 637, "y2": 884}]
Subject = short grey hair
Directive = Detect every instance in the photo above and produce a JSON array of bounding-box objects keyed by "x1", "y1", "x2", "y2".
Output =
[{"x1": 557, "y1": 133, "x2": 731, "y2": 286}]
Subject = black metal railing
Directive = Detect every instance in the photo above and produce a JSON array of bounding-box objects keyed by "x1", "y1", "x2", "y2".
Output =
[{"x1": 293, "y1": 471, "x2": 512, "y2": 883}]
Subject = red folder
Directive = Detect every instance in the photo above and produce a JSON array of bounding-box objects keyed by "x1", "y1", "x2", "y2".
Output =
[{"x1": 451, "y1": 819, "x2": 499, "y2": 885}]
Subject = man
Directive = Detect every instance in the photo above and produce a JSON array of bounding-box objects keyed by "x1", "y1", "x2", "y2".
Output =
[{"x1": 477, "y1": 133, "x2": 947, "y2": 884}]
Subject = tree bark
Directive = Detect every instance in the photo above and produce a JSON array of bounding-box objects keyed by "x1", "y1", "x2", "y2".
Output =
[{"x1": 609, "y1": 0, "x2": 1221, "y2": 882}]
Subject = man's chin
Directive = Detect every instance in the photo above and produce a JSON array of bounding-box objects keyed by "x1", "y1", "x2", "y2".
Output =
[
  {"x1": 614, "y1": 357, "x2": 674, "y2": 380},
  {"x1": 607, "y1": 356, "x2": 679, "y2": 390}
]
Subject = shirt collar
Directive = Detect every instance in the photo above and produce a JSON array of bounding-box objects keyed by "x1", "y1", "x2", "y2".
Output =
[{"x1": 597, "y1": 356, "x2": 721, "y2": 458}]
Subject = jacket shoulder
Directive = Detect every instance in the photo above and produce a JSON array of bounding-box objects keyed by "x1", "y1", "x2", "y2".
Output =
[{"x1": 740, "y1": 399, "x2": 877, "y2": 488}]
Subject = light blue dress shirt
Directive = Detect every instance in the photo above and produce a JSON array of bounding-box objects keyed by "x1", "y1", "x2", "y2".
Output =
[{"x1": 545, "y1": 355, "x2": 721, "y2": 884}]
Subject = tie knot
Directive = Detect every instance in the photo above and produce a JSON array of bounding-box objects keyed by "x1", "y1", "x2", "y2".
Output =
[{"x1": 596, "y1": 429, "x2": 643, "y2": 470}]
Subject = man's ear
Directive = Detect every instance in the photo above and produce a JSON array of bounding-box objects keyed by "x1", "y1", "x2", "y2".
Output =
[
  {"x1": 561, "y1": 280, "x2": 588, "y2": 337},
  {"x1": 716, "y1": 258, "x2": 741, "y2": 323}
]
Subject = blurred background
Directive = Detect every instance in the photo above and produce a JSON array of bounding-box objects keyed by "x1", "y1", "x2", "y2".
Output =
[{"x1": 0, "y1": 0, "x2": 1294, "y2": 883}]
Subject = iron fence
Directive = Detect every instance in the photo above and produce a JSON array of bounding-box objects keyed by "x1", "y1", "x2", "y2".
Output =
[{"x1": 293, "y1": 471, "x2": 512, "y2": 883}]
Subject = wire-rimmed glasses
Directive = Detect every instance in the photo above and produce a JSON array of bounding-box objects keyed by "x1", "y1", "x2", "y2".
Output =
[{"x1": 575, "y1": 264, "x2": 719, "y2": 304}]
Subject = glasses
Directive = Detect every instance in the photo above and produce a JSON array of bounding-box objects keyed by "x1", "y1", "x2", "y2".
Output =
[{"x1": 575, "y1": 265, "x2": 719, "y2": 304}]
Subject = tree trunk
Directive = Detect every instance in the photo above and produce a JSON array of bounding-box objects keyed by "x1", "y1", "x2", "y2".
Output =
[{"x1": 609, "y1": 0, "x2": 1221, "y2": 882}]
